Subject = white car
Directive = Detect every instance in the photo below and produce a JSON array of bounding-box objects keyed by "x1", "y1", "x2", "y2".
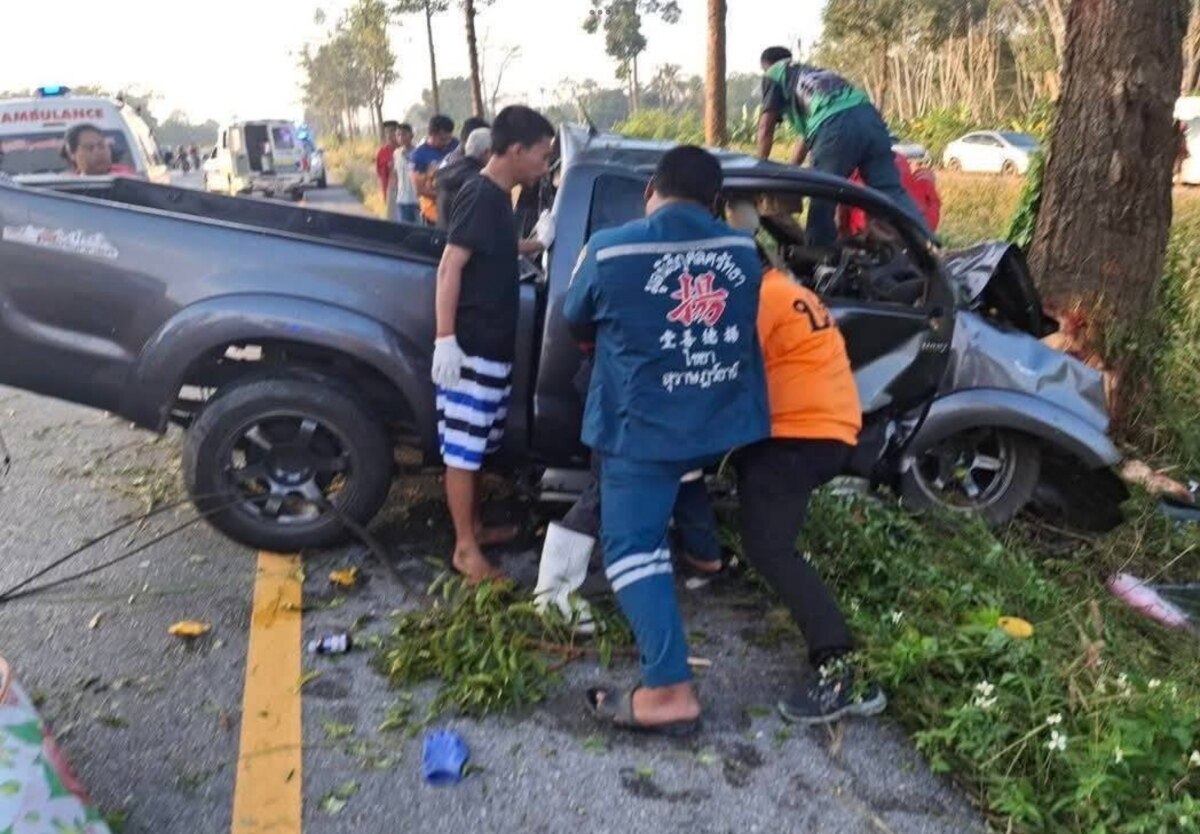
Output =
[
  {"x1": 943, "y1": 131, "x2": 1041, "y2": 175},
  {"x1": 203, "y1": 119, "x2": 308, "y2": 199}
]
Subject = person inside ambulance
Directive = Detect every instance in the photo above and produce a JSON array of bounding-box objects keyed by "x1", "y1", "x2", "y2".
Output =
[{"x1": 62, "y1": 123, "x2": 134, "y2": 177}]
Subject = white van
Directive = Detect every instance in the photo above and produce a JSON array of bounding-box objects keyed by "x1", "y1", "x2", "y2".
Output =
[
  {"x1": 0, "y1": 86, "x2": 170, "y2": 184},
  {"x1": 1175, "y1": 97, "x2": 1200, "y2": 186},
  {"x1": 203, "y1": 120, "x2": 309, "y2": 199}
]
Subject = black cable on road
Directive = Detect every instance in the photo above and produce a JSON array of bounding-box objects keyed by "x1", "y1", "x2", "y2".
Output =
[{"x1": 0, "y1": 496, "x2": 195, "y2": 602}]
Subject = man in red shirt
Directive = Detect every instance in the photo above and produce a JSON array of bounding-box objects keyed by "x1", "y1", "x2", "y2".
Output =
[{"x1": 375, "y1": 121, "x2": 401, "y2": 221}]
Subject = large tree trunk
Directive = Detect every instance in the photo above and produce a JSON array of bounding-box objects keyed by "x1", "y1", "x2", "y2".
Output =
[
  {"x1": 464, "y1": 0, "x2": 485, "y2": 118},
  {"x1": 1028, "y1": 0, "x2": 1187, "y2": 424},
  {"x1": 705, "y1": 0, "x2": 727, "y2": 147},
  {"x1": 425, "y1": 0, "x2": 441, "y2": 115}
]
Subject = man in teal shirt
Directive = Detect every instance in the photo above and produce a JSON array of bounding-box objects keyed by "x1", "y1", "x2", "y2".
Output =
[{"x1": 756, "y1": 46, "x2": 927, "y2": 245}]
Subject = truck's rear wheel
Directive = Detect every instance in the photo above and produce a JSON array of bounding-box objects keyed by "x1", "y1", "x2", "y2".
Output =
[{"x1": 183, "y1": 378, "x2": 393, "y2": 551}]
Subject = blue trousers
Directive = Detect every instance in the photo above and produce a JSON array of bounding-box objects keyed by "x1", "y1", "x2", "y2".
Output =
[
  {"x1": 807, "y1": 103, "x2": 929, "y2": 246},
  {"x1": 599, "y1": 454, "x2": 716, "y2": 688},
  {"x1": 560, "y1": 458, "x2": 722, "y2": 564},
  {"x1": 398, "y1": 203, "x2": 420, "y2": 224}
]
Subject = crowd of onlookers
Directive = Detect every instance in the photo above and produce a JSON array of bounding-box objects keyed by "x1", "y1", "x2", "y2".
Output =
[{"x1": 375, "y1": 115, "x2": 494, "y2": 227}]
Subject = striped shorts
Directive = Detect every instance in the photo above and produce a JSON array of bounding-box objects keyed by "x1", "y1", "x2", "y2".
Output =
[{"x1": 436, "y1": 355, "x2": 513, "y2": 472}]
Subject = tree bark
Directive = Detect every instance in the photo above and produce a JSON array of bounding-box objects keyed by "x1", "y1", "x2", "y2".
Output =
[
  {"x1": 704, "y1": 0, "x2": 727, "y2": 147},
  {"x1": 464, "y1": 0, "x2": 485, "y2": 118},
  {"x1": 425, "y1": 0, "x2": 441, "y2": 115},
  {"x1": 1028, "y1": 0, "x2": 1187, "y2": 423}
]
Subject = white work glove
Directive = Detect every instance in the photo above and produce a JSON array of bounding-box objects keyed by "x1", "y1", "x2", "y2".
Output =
[
  {"x1": 534, "y1": 209, "x2": 556, "y2": 249},
  {"x1": 432, "y1": 335, "x2": 466, "y2": 389}
]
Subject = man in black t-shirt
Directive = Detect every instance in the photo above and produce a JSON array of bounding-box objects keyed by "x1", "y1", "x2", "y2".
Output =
[{"x1": 431, "y1": 105, "x2": 556, "y2": 584}]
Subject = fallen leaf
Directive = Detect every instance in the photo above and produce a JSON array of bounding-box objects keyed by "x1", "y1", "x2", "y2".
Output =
[
  {"x1": 88, "y1": 612, "x2": 104, "y2": 630},
  {"x1": 323, "y1": 721, "x2": 354, "y2": 741},
  {"x1": 168, "y1": 621, "x2": 211, "y2": 639},
  {"x1": 318, "y1": 795, "x2": 348, "y2": 815},
  {"x1": 998, "y1": 616, "x2": 1035, "y2": 640},
  {"x1": 582, "y1": 735, "x2": 608, "y2": 754},
  {"x1": 296, "y1": 670, "x2": 323, "y2": 692},
  {"x1": 329, "y1": 567, "x2": 360, "y2": 589},
  {"x1": 319, "y1": 779, "x2": 360, "y2": 814}
]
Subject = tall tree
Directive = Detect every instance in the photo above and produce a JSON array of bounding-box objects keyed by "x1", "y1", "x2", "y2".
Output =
[
  {"x1": 392, "y1": 0, "x2": 450, "y2": 114},
  {"x1": 1028, "y1": 0, "x2": 1188, "y2": 421},
  {"x1": 347, "y1": 0, "x2": 399, "y2": 138},
  {"x1": 583, "y1": 0, "x2": 681, "y2": 112},
  {"x1": 462, "y1": 0, "x2": 489, "y2": 118},
  {"x1": 705, "y1": 0, "x2": 727, "y2": 146}
]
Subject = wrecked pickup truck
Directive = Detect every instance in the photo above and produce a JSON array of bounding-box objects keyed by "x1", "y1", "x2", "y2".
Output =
[{"x1": 0, "y1": 126, "x2": 1125, "y2": 551}]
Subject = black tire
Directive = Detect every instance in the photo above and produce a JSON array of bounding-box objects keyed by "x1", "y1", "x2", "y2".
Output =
[
  {"x1": 317, "y1": 173, "x2": 328, "y2": 189},
  {"x1": 947, "y1": 157, "x2": 962, "y2": 172},
  {"x1": 183, "y1": 378, "x2": 392, "y2": 551},
  {"x1": 900, "y1": 428, "x2": 1041, "y2": 527},
  {"x1": 1001, "y1": 159, "x2": 1018, "y2": 176}
]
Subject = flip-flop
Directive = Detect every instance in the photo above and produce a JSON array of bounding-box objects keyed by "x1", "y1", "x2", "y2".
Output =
[{"x1": 585, "y1": 685, "x2": 701, "y2": 737}]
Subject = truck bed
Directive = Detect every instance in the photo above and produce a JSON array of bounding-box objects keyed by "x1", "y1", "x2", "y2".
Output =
[{"x1": 50, "y1": 177, "x2": 447, "y2": 263}]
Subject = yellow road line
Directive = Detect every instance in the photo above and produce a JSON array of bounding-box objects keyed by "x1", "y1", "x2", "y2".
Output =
[{"x1": 232, "y1": 552, "x2": 304, "y2": 834}]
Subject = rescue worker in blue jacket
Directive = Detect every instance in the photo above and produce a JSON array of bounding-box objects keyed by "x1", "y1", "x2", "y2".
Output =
[{"x1": 564, "y1": 146, "x2": 770, "y2": 735}]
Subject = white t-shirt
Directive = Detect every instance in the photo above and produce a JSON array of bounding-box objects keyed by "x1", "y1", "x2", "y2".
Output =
[{"x1": 395, "y1": 148, "x2": 418, "y2": 205}]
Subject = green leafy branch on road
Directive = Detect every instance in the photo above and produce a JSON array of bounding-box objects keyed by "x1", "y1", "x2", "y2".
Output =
[{"x1": 375, "y1": 574, "x2": 633, "y2": 718}]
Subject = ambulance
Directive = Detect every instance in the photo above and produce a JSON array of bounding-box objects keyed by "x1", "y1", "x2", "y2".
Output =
[
  {"x1": 0, "y1": 86, "x2": 170, "y2": 184},
  {"x1": 202, "y1": 119, "x2": 310, "y2": 199}
]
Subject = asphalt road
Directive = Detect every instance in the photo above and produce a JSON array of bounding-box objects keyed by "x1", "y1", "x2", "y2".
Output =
[{"x1": 0, "y1": 182, "x2": 987, "y2": 834}]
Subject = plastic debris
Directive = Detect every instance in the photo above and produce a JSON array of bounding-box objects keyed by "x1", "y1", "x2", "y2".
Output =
[
  {"x1": 307, "y1": 633, "x2": 353, "y2": 655},
  {"x1": 998, "y1": 617, "x2": 1034, "y2": 639},
  {"x1": 423, "y1": 729, "x2": 470, "y2": 786},
  {"x1": 329, "y1": 567, "x2": 360, "y2": 589},
  {"x1": 167, "y1": 620, "x2": 212, "y2": 638},
  {"x1": 1108, "y1": 574, "x2": 1190, "y2": 630}
]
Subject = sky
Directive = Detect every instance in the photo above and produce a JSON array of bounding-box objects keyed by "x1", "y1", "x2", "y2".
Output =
[{"x1": 1, "y1": 0, "x2": 824, "y2": 125}]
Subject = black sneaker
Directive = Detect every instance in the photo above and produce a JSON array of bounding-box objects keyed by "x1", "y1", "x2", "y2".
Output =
[{"x1": 777, "y1": 665, "x2": 887, "y2": 726}]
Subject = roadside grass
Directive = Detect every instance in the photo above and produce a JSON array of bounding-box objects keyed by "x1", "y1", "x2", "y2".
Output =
[
  {"x1": 803, "y1": 491, "x2": 1200, "y2": 834},
  {"x1": 322, "y1": 139, "x2": 387, "y2": 218}
]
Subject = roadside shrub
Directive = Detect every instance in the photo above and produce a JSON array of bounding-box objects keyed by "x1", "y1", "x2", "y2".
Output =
[
  {"x1": 800, "y1": 492, "x2": 1200, "y2": 834},
  {"x1": 615, "y1": 108, "x2": 705, "y2": 145}
]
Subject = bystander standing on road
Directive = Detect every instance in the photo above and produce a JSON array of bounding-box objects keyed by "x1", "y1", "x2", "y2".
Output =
[
  {"x1": 756, "y1": 46, "x2": 927, "y2": 245},
  {"x1": 393, "y1": 123, "x2": 419, "y2": 224},
  {"x1": 564, "y1": 146, "x2": 769, "y2": 735},
  {"x1": 436, "y1": 127, "x2": 492, "y2": 230},
  {"x1": 376, "y1": 120, "x2": 401, "y2": 221},
  {"x1": 412, "y1": 116, "x2": 459, "y2": 225},
  {"x1": 430, "y1": 106, "x2": 556, "y2": 584}
]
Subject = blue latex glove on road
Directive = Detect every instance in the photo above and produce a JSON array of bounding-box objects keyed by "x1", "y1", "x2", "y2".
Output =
[{"x1": 423, "y1": 729, "x2": 469, "y2": 786}]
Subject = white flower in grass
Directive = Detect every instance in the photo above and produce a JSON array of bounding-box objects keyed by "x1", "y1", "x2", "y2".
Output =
[
  {"x1": 975, "y1": 681, "x2": 995, "y2": 698},
  {"x1": 1046, "y1": 713, "x2": 1063, "y2": 727},
  {"x1": 889, "y1": 610, "x2": 904, "y2": 626},
  {"x1": 1047, "y1": 731, "x2": 1068, "y2": 753},
  {"x1": 1117, "y1": 673, "x2": 1131, "y2": 695},
  {"x1": 1113, "y1": 746, "x2": 1124, "y2": 765},
  {"x1": 1189, "y1": 750, "x2": 1200, "y2": 769},
  {"x1": 973, "y1": 695, "x2": 998, "y2": 711},
  {"x1": 1148, "y1": 678, "x2": 1162, "y2": 690}
]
